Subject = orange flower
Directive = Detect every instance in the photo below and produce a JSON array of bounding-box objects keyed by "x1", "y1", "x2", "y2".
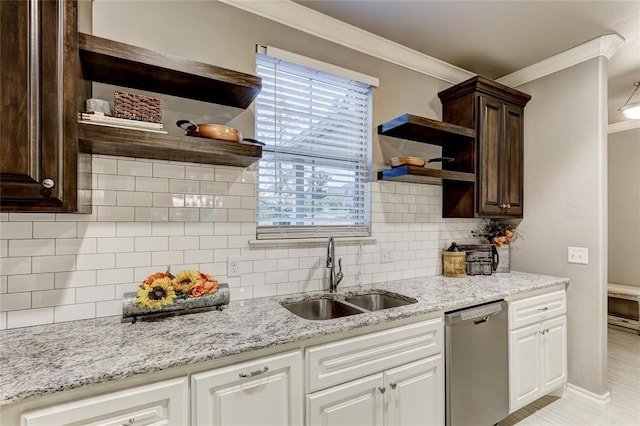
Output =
[
  {"x1": 140, "y1": 272, "x2": 173, "y2": 289},
  {"x1": 188, "y1": 273, "x2": 219, "y2": 298}
]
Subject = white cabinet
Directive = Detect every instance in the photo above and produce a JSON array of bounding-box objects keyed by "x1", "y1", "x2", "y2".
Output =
[
  {"x1": 191, "y1": 350, "x2": 303, "y2": 426},
  {"x1": 509, "y1": 290, "x2": 567, "y2": 412},
  {"x1": 20, "y1": 377, "x2": 189, "y2": 426},
  {"x1": 306, "y1": 318, "x2": 444, "y2": 426}
]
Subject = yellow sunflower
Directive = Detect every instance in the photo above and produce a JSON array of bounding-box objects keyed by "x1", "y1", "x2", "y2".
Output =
[
  {"x1": 172, "y1": 270, "x2": 200, "y2": 295},
  {"x1": 136, "y1": 277, "x2": 176, "y2": 309}
]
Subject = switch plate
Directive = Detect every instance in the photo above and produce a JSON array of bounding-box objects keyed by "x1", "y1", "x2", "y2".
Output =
[
  {"x1": 228, "y1": 257, "x2": 241, "y2": 277},
  {"x1": 381, "y1": 248, "x2": 394, "y2": 263},
  {"x1": 568, "y1": 247, "x2": 588, "y2": 265}
]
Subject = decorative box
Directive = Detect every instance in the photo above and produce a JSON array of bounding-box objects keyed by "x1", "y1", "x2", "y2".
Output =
[{"x1": 113, "y1": 90, "x2": 162, "y2": 124}]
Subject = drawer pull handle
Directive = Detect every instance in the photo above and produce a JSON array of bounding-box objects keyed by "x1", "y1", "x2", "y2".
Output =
[
  {"x1": 538, "y1": 307, "x2": 549, "y2": 311},
  {"x1": 122, "y1": 419, "x2": 135, "y2": 426},
  {"x1": 389, "y1": 382, "x2": 397, "y2": 390},
  {"x1": 540, "y1": 328, "x2": 550, "y2": 335},
  {"x1": 379, "y1": 387, "x2": 386, "y2": 394},
  {"x1": 239, "y1": 366, "x2": 269, "y2": 378}
]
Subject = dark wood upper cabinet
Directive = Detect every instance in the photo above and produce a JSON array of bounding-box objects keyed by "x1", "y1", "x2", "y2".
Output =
[
  {"x1": 439, "y1": 76, "x2": 531, "y2": 218},
  {"x1": 1, "y1": 0, "x2": 88, "y2": 212}
]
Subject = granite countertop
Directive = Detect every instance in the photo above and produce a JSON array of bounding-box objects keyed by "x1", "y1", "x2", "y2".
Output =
[{"x1": 0, "y1": 271, "x2": 568, "y2": 406}]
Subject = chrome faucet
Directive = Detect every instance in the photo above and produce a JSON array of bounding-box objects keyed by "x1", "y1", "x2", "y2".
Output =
[{"x1": 326, "y1": 236, "x2": 343, "y2": 293}]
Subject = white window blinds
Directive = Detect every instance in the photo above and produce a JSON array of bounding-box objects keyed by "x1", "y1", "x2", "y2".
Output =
[{"x1": 255, "y1": 46, "x2": 374, "y2": 240}]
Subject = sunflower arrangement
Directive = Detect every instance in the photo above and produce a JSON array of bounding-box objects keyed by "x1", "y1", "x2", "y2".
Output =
[
  {"x1": 476, "y1": 219, "x2": 521, "y2": 247},
  {"x1": 135, "y1": 268, "x2": 219, "y2": 309}
]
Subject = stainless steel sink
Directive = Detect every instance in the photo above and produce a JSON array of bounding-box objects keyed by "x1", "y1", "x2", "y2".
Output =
[
  {"x1": 282, "y1": 298, "x2": 364, "y2": 320},
  {"x1": 345, "y1": 292, "x2": 417, "y2": 311}
]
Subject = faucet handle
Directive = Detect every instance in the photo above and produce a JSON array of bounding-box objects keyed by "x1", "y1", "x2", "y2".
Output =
[{"x1": 336, "y1": 258, "x2": 344, "y2": 284}]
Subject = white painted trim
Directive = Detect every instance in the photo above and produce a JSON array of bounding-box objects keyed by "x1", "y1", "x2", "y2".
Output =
[
  {"x1": 220, "y1": 0, "x2": 474, "y2": 84},
  {"x1": 497, "y1": 34, "x2": 625, "y2": 87},
  {"x1": 608, "y1": 120, "x2": 640, "y2": 134},
  {"x1": 565, "y1": 383, "x2": 611, "y2": 409}
]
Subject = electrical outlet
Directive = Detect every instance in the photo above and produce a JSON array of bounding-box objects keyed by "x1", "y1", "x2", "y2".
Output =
[
  {"x1": 228, "y1": 257, "x2": 241, "y2": 277},
  {"x1": 567, "y1": 247, "x2": 588, "y2": 265},
  {"x1": 381, "y1": 248, "x2": 394, "y2": 263}
]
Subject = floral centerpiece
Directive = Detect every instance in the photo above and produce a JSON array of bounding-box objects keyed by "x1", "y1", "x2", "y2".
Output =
[
  {"x1": 476, "y1": 219, "x2": 521, "y2": 247},
  {"x1": 123, "y1": 267, "x2": 228, "y2": 322}
]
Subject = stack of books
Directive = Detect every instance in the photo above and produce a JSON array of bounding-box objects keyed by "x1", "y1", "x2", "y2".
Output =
[{"x1": 78, "y1": 113, "x2": 167, "y2": 134}]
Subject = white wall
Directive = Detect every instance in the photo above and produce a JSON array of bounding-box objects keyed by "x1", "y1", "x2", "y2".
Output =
[
  {"x1": 0, "y1": 1, "x2": 482, "y2": 329},
  {"x1": 608, "y1": 127, "x2": 640, "y2": 286},
  {"x1": 512, "y1": 58, "x2": 609, "y2": 396}
]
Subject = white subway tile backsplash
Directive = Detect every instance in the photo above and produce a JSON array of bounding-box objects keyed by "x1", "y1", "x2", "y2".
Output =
[
  {"x1": 97, "y1": 268, "x2": 133, "y2": 285},
  {"x1": 118, "y1": 159, "x2": 153, "y2": 177},
  {"x1": 54, "y1": 303, "x2": 95, "y2": 323},
  {"x1": 0, "y1": 292, "x2": 31, "y2": 311},
  {"x1": 32, "y1": 289, "x2": 76, "y2": 308},
  {"x1": 0, "y1": 222, "x2": 32, "y2": 239},
  {"x1": 152, "y1": 251, "x2": 184, "y2": 266},
  {"x1": 8, "y1": 273, "x2": 54, "y2": 292},
  {"x1": 98, "y1": 174, "x2": 135, "y2": 191},
  {"x1": 7, "y1": 307, "x2": 54, "y2": 328},
  {"x1": 117, "y1": 222, "x2": 152, "y2": 237},
  {"x1": 8, "y1": 239, "x2": 55, "y2": 257},
  {"x1": 55, "y1": 270, "x2": 96, "y2": 288},
  {"x1": 76, "y1": 285, "x2": 115, "y2": 303},
  {"x1": 169, "y1": 236, "x2": 199, "y2": 250},
  {"x1": 116, "y1": 252, "x2": 151, "y2": 268},
  {"x1": 0, "y1": 156, "x2": 483, "y2": 329},
  {"x1": 96, "y1": 300, "x2": 121, "y2": 318},
  {"x1": 135, "y1": 207, "x2": 169, "y2": 222},
  {"x1": 117, "y1": 191, "x2": 153, "y2": 207},
  {"x1": 97, "y1": 237, "x2": 134, "y2": 253},
  {"x1": 169, "y1": 208, "x2": 199, "y2": 222},
  {"x1": 152, "y1": 222, "x2": 184, "y2": 236},
  {"x1": 136, "y1": 177, "x2": 169, "y2": 192},
  {"x1": 153, "y1": 163, "x2": 185, "y2": 179},
  {"x1": 56, "y1": 238, "x2": 97, "y2": 255},
  {"x1": 185, "y1": 166, "x2": 215, "y2": 181}
]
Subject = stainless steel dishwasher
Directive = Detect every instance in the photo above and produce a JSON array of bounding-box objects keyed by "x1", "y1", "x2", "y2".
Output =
[{"x1": 445, "y1": 300, "x2": 509, "y2": 426}]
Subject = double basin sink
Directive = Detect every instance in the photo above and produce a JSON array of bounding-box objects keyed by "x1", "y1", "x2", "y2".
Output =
[{"x1": 282, "y1": 291, "x2": 418, "y2": 320}]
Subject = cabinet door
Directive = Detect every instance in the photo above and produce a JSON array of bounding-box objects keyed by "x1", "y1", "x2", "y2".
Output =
[
  {"x1": 0, "y1": 0, "x2": 80, "y2": 211},
  {"x1": 477, "y1": 95, "x2": 504, "y2": 217},
  {"x1": 385, "y1": 354, "x2": 444, "y2": 426},
  {"x1": 541, "y1": 316, "x2": 567, "y2": 392},
  {"x1": 501, "y1": 104, "x2": 524, "y2": 217},
  {"x1": 306, "y1": 374, "x2": 384, "y2": 426},
  {"x1": 509, "y1": 322, "x2": 543, "y2": 412},
  {"x1": 21, "y1": 377, "x2": 189, "y2": 426},
  {"x1": 192, "y1": 351, "x2": 302, "y2": 426}
]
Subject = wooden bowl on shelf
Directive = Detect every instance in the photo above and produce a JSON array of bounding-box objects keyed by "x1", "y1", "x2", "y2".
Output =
[{"x1": 388, "y1": 156, "x2": 426, "y2": 167}]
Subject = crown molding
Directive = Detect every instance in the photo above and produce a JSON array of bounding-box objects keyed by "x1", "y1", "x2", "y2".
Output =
[
  {"x1": 608, "y1": 119, "x2": 640, "y2": 134},
  {"x1": 497, "y1": 34, "x2": 625, "y2": 87},
  {"x1": 219, "y1": 0, "x2": 474, "y2": 84}
]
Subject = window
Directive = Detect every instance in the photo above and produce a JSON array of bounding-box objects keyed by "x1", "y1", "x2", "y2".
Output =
[{"x1": 255, "y1": 46, "x2": 376, "y2": 240}]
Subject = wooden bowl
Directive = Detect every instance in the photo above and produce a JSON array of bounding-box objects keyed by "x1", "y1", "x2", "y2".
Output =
[{"x1": 389, "y1": 156, "x2": 426, "y2": 167}]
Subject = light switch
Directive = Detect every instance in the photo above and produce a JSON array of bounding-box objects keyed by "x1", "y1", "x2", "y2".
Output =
[{"x1": 567, "y1": 247, "x2": 588, "y2": 265}]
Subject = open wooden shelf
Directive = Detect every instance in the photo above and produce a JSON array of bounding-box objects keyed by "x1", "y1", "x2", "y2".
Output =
[
  {"x1": 377, "y1": 165, "x2": 475, "y2": 185},
  {"x1": 377, "y1": 114, "x2": 474, "y2": 146},
  {"x1": 78, "y1": 123, "x2": 262, "y2": 168},
  {"x1": 78, "y1": 33, "x2": 261, "y2": 109}
]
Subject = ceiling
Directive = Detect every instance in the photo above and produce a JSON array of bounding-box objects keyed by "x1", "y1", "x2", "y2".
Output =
[{"x1": 295, "y1": 0, "x2": 640, "y2": 125}]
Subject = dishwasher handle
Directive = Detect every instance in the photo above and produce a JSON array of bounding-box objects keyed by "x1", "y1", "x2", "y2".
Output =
[{"x1": 445, "y1": 301, "x2": 506, "y2": 325}]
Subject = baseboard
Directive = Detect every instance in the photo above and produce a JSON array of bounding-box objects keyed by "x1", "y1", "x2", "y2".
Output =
[{"x1": 565, "y1": 383, "x2": 611, "y2": 409}]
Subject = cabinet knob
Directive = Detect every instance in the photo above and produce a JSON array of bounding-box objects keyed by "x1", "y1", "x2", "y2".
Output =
[
  {"x1": 506, "y1": 203, "x2": 511, "y2": 209},
  {"x1": 122, "y1": 419, "x2": 135, "y2": 426},
  {"x1": 378, "y1": 387, "x2": 386, "y2": 394},
  {"x1": 389, "y1": 382, "x2": 397, "y2": 390},
  {"x1": 41, "y1": 179, "x2": 55, "y2": 189}
]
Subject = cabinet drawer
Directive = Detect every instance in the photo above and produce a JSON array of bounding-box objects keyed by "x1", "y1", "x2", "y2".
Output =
[
  {"x1": 306, "y1": 318, "x2": 442, "y2": 393},
  {"x1": 21, "y1": 377, "x2": 188, "y2": 426},
  {"x1": 509, "y1": 290, "x2": 566, "y2": 330}
]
